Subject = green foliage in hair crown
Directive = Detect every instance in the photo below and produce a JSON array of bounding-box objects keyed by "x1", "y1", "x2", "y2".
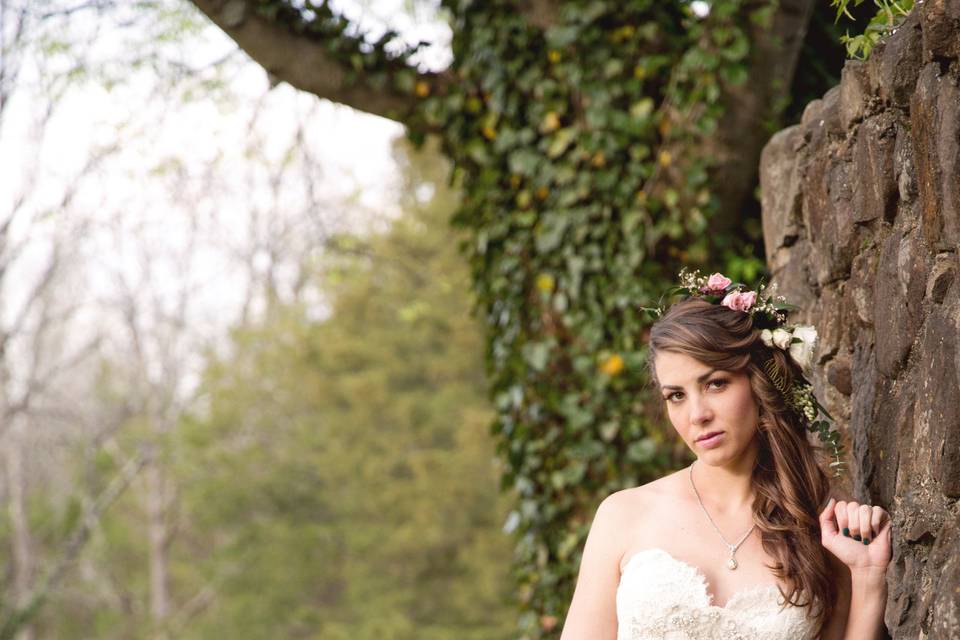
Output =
[{"x1": 641, "y1": 267, "x2": 847, "y2": 477}]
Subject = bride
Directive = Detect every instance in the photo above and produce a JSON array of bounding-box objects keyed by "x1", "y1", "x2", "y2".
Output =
[{"x1": 559, "y1": 271, "x2": 892, "y2": 640}]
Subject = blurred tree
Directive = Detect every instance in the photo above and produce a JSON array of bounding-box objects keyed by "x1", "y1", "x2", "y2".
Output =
[{"x1": 165, "y1": 135, "x2": 515, "y2": 639}]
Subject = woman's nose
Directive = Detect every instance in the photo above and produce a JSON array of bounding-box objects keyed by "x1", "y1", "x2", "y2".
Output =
[{"x1": 689, "y1": 395, "x2": 713, "y2": 424}]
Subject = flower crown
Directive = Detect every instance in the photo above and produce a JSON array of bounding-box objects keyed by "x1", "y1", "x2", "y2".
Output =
[{"x1": 641, "y1": 267, "x2": 846, "y2": 477}]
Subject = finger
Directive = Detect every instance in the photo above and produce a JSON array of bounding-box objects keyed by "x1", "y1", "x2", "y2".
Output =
[
  {"x1": 871, "y1": 506, "x2": 890, "y2": 538},
  {"x1": 859, "y1": 504, "x2": 873, "y2": 543},
  {"x1": 871, "y1": 506, "x2": 887, "y2": 528},
  {"x1": 835, "y1": 501, "x2": 849, "y2": 537},
  {"x1": 819, "y1": 498, "x2": 838, "y2": 535},
  {"x1": 846, "y1": 502, "x2": 861, "y2": 540}
]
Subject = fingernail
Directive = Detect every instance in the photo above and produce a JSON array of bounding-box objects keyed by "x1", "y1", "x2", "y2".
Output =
[
  {"x1": 863, "y1": 538, "x2": 870, "y2": 545},
  {"x1": 842, "y1": 528, "x2": 850, "y2": 537},
  {"x1": 853, "y1": 534, "x2": 861, "y2": 541}
]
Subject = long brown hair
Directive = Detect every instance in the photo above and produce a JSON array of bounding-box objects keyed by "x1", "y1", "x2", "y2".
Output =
[{"x1": 646, "y1": 297, "x2": 835, "y2": 637}]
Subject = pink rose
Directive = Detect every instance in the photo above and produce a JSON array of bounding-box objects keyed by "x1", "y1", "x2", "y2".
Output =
[
  {"x1": 721, "y1": 290, "x2": 757, "y2": 312},
  {"x1": 700, "y1": 272, "x2": 732, "y2": 294}
]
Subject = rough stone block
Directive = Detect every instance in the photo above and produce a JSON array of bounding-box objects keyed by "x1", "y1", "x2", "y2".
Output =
[
  {"x1": 934, "y1": 69, "x2": 960, "y2": 251},
  {"x1": 853, "y1": 113, "x2": 899, "y2": 224},
  {"x1": 800, "y1": 97, "x2": 823, "y2": 127},
  {"x1": 926, "y1": 516, "x2": 960, "y2": 638},
  {"x1": 874, "y1": 229, "x2": 926, "y2": 378},
  {"x1": 909, "y1": 62, "x2": 960, "y2": 250},
  {"x1": 826, "y1": 356, "x2": 853, "y2": 396},
  {"x1": 874, "y1": 15, "x2": 923, "y2": 108},
  {"x1": 759, "y1": 126, "x2": 804, "y2": 270},
  {"x1": 894, "y1": 124, "x2": 918, "y2": 204},
  {"x1": 921, "y1": 0, "x2": 960, "y2": 61},
  {"x1": 926, "y1": 252, "x2": 958, "y2": 303},
  {"x1": 916, "y1": 298, "x2": 960, "y2": 498},
  {"x1": 821, "y1": 85, "x2": 843, "y2": 137},
  {"x1": 840, "y1": 60, "x2": 872, "y2": 129}
]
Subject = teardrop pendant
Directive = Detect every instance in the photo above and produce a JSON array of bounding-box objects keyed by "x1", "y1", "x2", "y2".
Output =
[{"x1": 727, "y1": 557, "x2": 738, "y2": 570}]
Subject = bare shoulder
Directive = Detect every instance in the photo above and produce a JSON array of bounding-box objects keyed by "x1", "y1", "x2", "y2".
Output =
[
  {"x1": 616, "y1": 467, "x2": 688, "y2": 502},
  {"x1": 600, "y1": 473, "x2": 671, "y2": 512},
  {"x1": 595, "y1": 468, "x2": 689, "y2": 539}
]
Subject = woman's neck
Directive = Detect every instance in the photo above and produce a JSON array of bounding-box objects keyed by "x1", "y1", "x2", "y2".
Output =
[{"x1": 690, "y1": 452, "x2": 757, "y2": 515}]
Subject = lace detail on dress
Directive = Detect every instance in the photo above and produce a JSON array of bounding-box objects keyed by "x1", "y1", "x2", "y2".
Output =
[{"x1": 616, "y1": 548, "x2": 816, "y2": 640}]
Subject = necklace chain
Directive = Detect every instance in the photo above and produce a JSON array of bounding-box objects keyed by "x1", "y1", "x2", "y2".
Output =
[{"x1": 688, "y1": 461, "x2": 756, "y2": 570}]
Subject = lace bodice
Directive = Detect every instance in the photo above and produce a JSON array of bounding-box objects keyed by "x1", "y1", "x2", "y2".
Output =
[{"x1": 616, "y1": 548, "x2": 816, "y2": 640}]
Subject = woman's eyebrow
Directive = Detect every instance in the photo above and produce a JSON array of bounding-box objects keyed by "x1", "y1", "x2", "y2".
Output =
[{"x1": 660, "y1": 368, "x2": 720, "y2": 391}]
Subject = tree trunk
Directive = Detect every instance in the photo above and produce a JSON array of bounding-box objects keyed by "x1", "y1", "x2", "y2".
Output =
[
  {"x1": 146, "y1": 446, "x2": 170, "y2": 633},
  {"x1": 4, "y1": 419, "x2": 35, "y2": 640},
  {"x1": 705, "y1": 0, "x2": 818, "y2": 234}
]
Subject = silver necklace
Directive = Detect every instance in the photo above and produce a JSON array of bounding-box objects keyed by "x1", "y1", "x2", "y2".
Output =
[{"x1": 689, "y1": 461, "x2": 756, "y2": 570}]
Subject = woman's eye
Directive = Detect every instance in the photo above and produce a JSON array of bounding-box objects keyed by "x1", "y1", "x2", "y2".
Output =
[{"x1": 665, "y1": 379, "x2": 727, "y2": 403}]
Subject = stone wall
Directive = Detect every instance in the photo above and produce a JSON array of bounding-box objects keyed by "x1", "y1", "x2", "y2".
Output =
[{"x1": 758, "y1": 0, "x2": 959, "y2": 637}]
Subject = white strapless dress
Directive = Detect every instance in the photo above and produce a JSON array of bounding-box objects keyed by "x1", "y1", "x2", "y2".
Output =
[{"x1": 616, "y1": 548, "x2": 817, "y2": 640}]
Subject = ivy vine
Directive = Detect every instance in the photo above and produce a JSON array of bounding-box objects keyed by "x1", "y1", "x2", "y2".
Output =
[{"x1": 430, "y1": 2, "x2": 771, "y2": 635}]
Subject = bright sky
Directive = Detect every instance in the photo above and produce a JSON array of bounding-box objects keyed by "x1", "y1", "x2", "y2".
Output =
[{"x1": 0, "y1": 0, "x2": 454, "y2": 402}]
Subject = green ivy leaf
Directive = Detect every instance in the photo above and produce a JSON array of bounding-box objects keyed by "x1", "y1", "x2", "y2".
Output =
[
  {"x1": 535, "y1": 212, "x2": 571, "y2": 253},
  {"x1": 522, "y1": 341, "x2": 552, "y2": 371}
]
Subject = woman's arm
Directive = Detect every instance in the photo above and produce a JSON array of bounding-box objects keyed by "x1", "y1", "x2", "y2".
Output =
[
  {"x1": 844, "y1": 568, "x2": 888, "y2": 639},
  {"x1": 818, "y1": 498, "x2": 892, "y2": 640},
  {"x1": 559, "y1": 492, "x2": 628, "y2": 640}
]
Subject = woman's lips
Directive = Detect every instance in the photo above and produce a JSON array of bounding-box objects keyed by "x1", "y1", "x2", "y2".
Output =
[{"x1": 696, "y1": 432, "x2": 725, "y2": 448}]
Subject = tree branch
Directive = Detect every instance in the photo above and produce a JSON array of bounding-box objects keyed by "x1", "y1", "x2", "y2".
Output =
[{"x1": 186, "y1": 0, "x2": 453, "y2": 125}]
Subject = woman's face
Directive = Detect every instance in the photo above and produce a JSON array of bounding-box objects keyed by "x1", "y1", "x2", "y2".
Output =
[{"x1": 653, "y1": 351, "x2": 760, "y2": 464}]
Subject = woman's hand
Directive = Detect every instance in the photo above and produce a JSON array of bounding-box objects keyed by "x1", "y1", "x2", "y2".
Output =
[{"x1": 818, "y1": 497, "x2": 892, "y2": 578}]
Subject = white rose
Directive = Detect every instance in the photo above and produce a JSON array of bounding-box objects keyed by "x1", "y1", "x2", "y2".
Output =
[
  {"x1": 772, "y1": 328, "x2": 793, "y2": 350},
  {"x1": 789, "y1": 325, "x2": 818, "y2": 370},
  {"x1": 792, "y1": 325, "x2": 818, "y2": 345},
  {"x1": 760, "y1": 328, "x2": 774, "y2": 347}
]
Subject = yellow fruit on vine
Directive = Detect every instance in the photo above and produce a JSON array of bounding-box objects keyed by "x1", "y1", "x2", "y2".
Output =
[
  {"x1": 536, "y1": 185, "x2": 549, "y2": 201},
  {"x1": 600, "y1": 354, "x2": 625, "y2": 376},
  {"x1": 613, "y1": 25, "x2": 636, "y2": 42},
  {"x1": 548, "y1": 49, "x2": 562, "y2": 63},
  {"x1": 482, "y1": 125, "x2": 497, "y2": 140},
  {"x1": 541, "y1": 111, "x2": 561, "y2": 133},
  {"x1": 535, "y1": 273, "x2": 555, "y2": 293},
  {"x1": 414, "y1": 80, "x2": 430, "y2": 97},
  {"x1": 658, "y1": 150, "x2": 672, "y2": 166}
]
